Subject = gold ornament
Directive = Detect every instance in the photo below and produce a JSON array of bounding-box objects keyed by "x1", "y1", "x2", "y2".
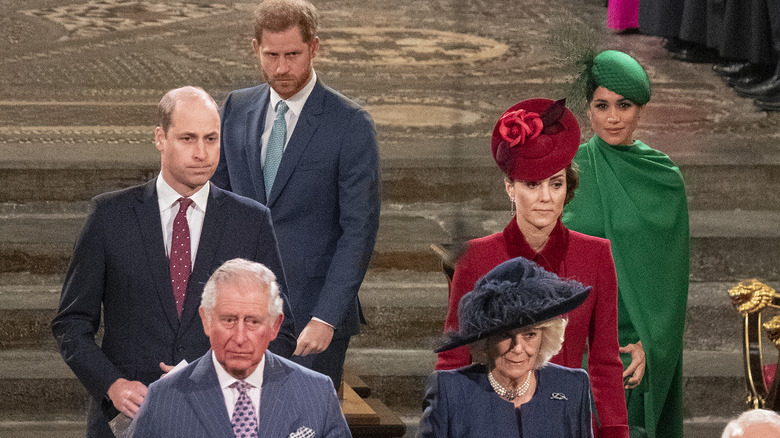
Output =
[
  {"x1": 729, "y1": 280, "x2": 777, "y2": 315},
  {"x1": 764, "y1": 316, "x2": 780, "y2": 349}
]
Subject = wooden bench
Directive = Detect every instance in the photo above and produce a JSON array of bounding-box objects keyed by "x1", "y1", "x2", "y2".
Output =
[{"x1": 340, "y1": 373, "x2": 407, "y2": 437}]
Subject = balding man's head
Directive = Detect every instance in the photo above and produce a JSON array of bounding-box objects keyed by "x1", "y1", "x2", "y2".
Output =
[
  {"x1": 722, "y1": 409, "x2": 780, "y2": 438},
  {"x1": 154, "y1": 86, "x2": 221, "y2": 197},
  {"x1": 157, "y1": 86, "x2": 218, "y2": 134}
]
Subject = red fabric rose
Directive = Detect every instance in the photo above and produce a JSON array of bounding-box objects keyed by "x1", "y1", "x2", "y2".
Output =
[{"x1": 498, "y1": 109, "x2": 543, "y2": 147}]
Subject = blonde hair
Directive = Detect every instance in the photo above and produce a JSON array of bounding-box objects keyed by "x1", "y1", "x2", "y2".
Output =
[{"x1": 472, "y1": 317, "x2": 568, "y2": 369}]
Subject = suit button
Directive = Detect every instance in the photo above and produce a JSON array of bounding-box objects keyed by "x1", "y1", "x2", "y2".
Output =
[{"x1": 176, "y1": 345, "x2": 184, "y2": 352}]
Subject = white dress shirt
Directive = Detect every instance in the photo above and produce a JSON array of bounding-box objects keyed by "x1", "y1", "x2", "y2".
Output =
[
  {"x1": 212, "y1": 351, "x2": 265, "y2": 423},
  {"x1": 156, "y1": 176, "x2": 209, "y2": 266},
  {"x1": 260, "y1": 70, "x2": 318, "y2": 165}
]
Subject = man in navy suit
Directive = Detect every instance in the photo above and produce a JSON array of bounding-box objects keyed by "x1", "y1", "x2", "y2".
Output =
[
  {"x1": 51, "y1": 86, "x2": 296, "y2": 437},
  {"x1": 131, "y1": 258, "x2": 350, "y2": 438},
  {"x1": 212, "y1": 0, "x2": 381, "y2": 387}
]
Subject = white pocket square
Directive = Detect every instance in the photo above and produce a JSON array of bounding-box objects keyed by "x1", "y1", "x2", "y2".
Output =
[{"x1": 288, "y1": 426, "x2": 315, "y2": 438}]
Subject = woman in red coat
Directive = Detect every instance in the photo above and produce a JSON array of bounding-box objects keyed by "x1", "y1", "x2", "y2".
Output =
[{"x1": 434, "y1": 98, "x2": 629, "y2": 438}]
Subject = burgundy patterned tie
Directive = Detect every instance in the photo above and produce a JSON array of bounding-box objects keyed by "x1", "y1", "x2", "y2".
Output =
[
  {"x1": 231, "y1": 380, "x2": 258, "y2": 438},
  {"x1": 170, "y1": 197, "x2": 193, "y2": 317}
]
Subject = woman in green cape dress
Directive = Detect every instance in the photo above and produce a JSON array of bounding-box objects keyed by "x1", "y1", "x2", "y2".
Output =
[{"x1": 563, "y1": 50, "x2": 690, "y2": 438}]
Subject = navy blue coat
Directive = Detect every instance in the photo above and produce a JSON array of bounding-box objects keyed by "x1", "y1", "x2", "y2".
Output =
[
  {"x1": 418, "y1": 364, "x2": 594, "y2": 438},
  {"x1": 131, "y1": 351, "x2": 350, "y2": 438},
  {"x1": 51, "y1": 180, "x2": 296, "y2": 437},
  {"x1": 213, "y1": 80, "x2": 380, "y2": 340}
]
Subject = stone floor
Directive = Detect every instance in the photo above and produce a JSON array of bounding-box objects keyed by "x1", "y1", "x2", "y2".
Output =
[{"x1": 2, "y1": 0, "x2": 780, "y2": 437}]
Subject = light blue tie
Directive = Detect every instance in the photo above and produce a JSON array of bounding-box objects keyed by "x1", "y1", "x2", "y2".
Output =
[{"x1": 263, "y1": 100, "x2": 288, "y2": 198}]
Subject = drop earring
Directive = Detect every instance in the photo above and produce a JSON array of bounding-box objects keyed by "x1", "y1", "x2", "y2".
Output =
[{"x1": 509, "y1": 197, "x2": 515, "y2": 215}]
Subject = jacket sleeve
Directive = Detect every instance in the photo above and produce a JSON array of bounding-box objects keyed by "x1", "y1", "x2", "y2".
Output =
[
  {"x1": 322, "y1": 378, "x2": 353, "y2": 438},
  {"x1": 255, "y1": 208, "x2": 298, "y2": 359},
  {"x1": 578, "y1": 371, "x2": 595, "y2": 438},
  {"x1": 435, "y1": 247, "x2": 480, "y2": 370},
  {"x1": 310, "y1": 108, "x2": 380, "y2": 328},
  {"x1": 51, "y1": 200, "x2": 123, "y2": 400},
  {"x1": 587, "y1": 241, "x2": 629, "y2": 438},
  {"x1": 129, "y1": 382, "x2": 159, "y2": 438},
  {"x1": 212, "y1": 92, "x2": 234, "y2": 192},
  {"x1": 418, "y1": 371, "x2": 450, "y2": 438}
]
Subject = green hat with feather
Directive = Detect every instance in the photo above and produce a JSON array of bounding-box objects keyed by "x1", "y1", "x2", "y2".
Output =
[{"x1": 589, "y1": 50, "x2": 651, "y2": 105}]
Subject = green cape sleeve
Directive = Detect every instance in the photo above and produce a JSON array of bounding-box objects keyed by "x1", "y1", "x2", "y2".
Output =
[{"x1": 563, "y1": 135, "x2": 690, "y2": 438}]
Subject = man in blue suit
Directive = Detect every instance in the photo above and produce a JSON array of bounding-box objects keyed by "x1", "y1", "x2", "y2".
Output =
[
  {"x1": 212, "y1": 0, "x2": 381, "y2": 387},
  {"x1": 52, "y1": 86, "x2": 296, "y2": 437},
  {"x1": 131, "y1": 258, "x2": 350, "y2": 438}
]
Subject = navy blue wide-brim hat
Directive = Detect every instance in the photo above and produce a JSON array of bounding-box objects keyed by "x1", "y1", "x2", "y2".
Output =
[{"x1": 434, "y1": 257, "x2": 591, "y2": 353}]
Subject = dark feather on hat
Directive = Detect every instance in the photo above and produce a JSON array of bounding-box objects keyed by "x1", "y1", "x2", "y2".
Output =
[
  {"x1": 434, "y1": 257, "x2": 590, "y2": 353},
  {"x1": 494, "y1": 140, "x2": 513, "y2": 175},
  {"x1": 539, "y1": 99, "x2": 567, "y2": 136}
]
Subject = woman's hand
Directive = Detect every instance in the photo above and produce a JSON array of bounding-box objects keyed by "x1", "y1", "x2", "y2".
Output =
[{"x1": 619, "y1": 340, "x2": 645, "y2": 389}]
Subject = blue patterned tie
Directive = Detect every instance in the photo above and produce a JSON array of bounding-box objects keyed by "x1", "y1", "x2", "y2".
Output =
[
  {"x1": 230, "y1": 380, "x2": 258, "y2": 438},
  {"x1": 263, "y1": 100, "x2": 288, "y2": 198}
]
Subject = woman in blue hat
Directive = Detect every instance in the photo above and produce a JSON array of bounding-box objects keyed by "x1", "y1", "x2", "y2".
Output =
[{"x1": 420, "y1": 257, "x2": 594, "y2": 437}]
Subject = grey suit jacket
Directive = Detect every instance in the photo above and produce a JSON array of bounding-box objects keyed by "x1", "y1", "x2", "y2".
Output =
[
  {"x1": 213, "y1": 80, "x2": 380, "y2": 340},
  {"x1": 131, "y1": 351, "x2": 351, "y2": 437},
  {"x1": 51, "y1": 179, "x2": 296, "y2": 437}
]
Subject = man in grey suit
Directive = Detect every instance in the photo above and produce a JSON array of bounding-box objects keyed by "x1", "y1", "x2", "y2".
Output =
[
  {"x1": 212, "y1": 0, "x2": 380, "y2": 388},
  {"x1": 52, "y1": 87, "x2": 296, "y2": 437},
  {"x1": 132, "y1": 258, "x2": 350, "y2": 438}
]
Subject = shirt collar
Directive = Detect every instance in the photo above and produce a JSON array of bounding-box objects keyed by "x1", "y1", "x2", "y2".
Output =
[
  {"x1": 156, "y1": 175, "x2": 210, "y2": 212},
  {"x1": 268, "y1": 69, "x2": 317, "y2": 118},
  {"x1": 502, "y1": 217, "x2": 569, "y2": 274},
  {"x1": 212, "y1": 350, "x2": 265, "y2": 390}
]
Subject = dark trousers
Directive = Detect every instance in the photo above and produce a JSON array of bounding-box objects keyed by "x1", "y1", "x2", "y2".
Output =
[
  {"x1": 770, "y1": 0, "x2": 780, "y2": 52},
  {"x1": 292, "y1": 335, "x2": 351, "y2": 388}
]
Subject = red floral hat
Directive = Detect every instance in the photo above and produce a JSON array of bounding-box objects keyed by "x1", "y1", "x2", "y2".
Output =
[{"x1": 491, "y1": 98, "x2": 581, "y2": 181}]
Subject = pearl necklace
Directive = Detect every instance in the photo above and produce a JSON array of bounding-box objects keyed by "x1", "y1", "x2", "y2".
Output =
[{"x1": 488, "y1": 370, "x2": 533, "y2": 401}]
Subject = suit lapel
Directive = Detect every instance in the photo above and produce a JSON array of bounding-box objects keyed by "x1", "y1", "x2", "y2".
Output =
[
  {"x1": 258, "y1": 353, "x2": 295, "y2": 436},
  {"x1": 180, "y1": 184, "x2": 226, "y2": 331},
  {"x1": 247, "y1": 86, "x2": 271, "y2": 203},
  {"x1": 134, "y1": 179, "x2": 179, "y2": 330},
  {"x1": 266, "y1": 81, "x2": 325, "y2": 207},
  {"x1": 187, "y1": 354, "x2": 235, "y2": 438}
]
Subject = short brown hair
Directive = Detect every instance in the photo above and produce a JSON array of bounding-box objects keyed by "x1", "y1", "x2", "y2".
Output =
[
  {"x1": 253, "y1": 0, "x2": 318, "y2": 43},
  {"x1": 157, "y1": 86, "x2": 217, "y2": 133}
]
